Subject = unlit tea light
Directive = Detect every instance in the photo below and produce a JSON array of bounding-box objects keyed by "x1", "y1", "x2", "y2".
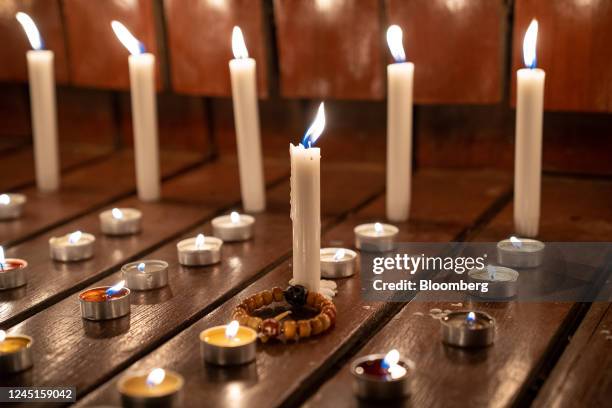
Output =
[
  {"x1": 0, "y1": 246, "x2": 28, "y2": 290},
  {"x1": 118, "y1": 367, "x2": 184, "y2": 407},
  {"x1": 79, "y1": 280, "x2": 130, "y2": 321},
  {"x1": 122, "y1": 260, "x2": 168, "y2": 291},
  {"x1": 49, "y1": 230, "x2": 95, "y2": 262},
  {"x1": 211, "y1": 211, "x2": 254, "y2": 242},
  {"x1": 177, "y1": 234, "x2": 222, "y2": 266},
  {"x1": 320, "y1": 248, "x2": 357, "y2": 279},
  {"x1": 0, "y1": 193, "x2": 26, "y2": 220},
  {"x1": 100, "y1": 207, "x2": 142, "y2": 236},
  {"x1": 468, "y1": 265, "x2": 519, "y2": 299},
  {"x1": 354, "y1": 222, "x2": 399, "y2": 252},
  {"x1": 200, "y1": 320, "x2": 257, "y2": 366},
  {"x1": 497, "y1": 236, "x2": 544, "y2": 268},
  {"x1": 351, "y1": 349, "x2": 413, "y2": 400},
  {"x1": 0, "y1": 329, "x2": 33, "y2": 373},
  {"x1": 441, "y1": 311, "x2": 495, "y2": 348}
]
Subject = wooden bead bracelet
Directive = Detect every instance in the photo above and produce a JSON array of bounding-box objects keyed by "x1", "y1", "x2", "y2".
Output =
[{"x1": 231, "y1": 285, "x2": 337, "y2": 342}]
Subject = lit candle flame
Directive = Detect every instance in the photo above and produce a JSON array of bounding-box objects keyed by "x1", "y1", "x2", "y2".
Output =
[
  {"x1": 374, "y1": 222, "x2": 384, "y2": 234},
  {"x1": 487, "y1": 265, "x2": 496, "y2": 280},
  {"x1": 382, "y1": 349, "x2": 407, "y2": 379},
  {"x1": 300, "y1": 102, "x2": 326, "y2": 148},
  {"x1": 225, "y1": 320, "x2": 240, "y2": 339},
  {"x1": 230, "y1": 211, "x2": 241, "y2": 224},
  {"x1": 106, "y1": 280, "x2": 125, "y2": 296},
  {"x1": 16, "y1": 12, "x2": 43, "y2": 50},
  {"x1": 510, "y1": 236, "x2": 523, "y2": 249},
  {"x1": 146, "y1": 368, "x2": 166, "y2": 387},
  {"x1": 0, "y1": 330, "x2": 5, "y2": 343},
  {"x1": 137, "y1": 262, "x2": 146, "y2": 272},
  {"x1": 333, "y1": 249, "x2": 345, "y2": 262},
  {"x1": 112, "y1": 208, "x2": 124, "y2": 220},
  {"x1": 0, "y1": 194, "x2": 10, "y2": 205},
  {"x1": 523, "y1": 19, "x2": 538, "y2": 69},
  {"x1": 195, "y1": 233, "x2": 205, "y2": 250},
  {"x1": 232, "y1": 26, "x2": 249, "y2": 59},
  {"x1": 0, "y1": 246, "x2": 4, "y2": 270},
  {"x1": 111, "y1": 20, "x2": 145, "y2": 56},
  {"x1": 466, "y1": 311, "x2": 476, "y2": 325},
  {"x1": 386, "y1": 25, "x2": 406, "y2": 63},
  {"x1": 68, "y1": 230, "x2": 82, "y2": 245}
]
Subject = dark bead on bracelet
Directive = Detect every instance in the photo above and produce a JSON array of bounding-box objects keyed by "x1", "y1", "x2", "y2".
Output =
[{"x1": 284, "y1": 285, "x2": 308, "y2": 307}]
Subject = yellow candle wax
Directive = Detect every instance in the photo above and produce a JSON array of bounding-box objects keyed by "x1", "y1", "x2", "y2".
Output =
[
  {"x1": 0, "y1": 336, "x2": 31, "y2": 354},
  {"x1": 200, "y1": 325, "x2": 257, "y2": 347},
  {"x1": 118, "y1": 370, "x2": 183, "y2": 398}
]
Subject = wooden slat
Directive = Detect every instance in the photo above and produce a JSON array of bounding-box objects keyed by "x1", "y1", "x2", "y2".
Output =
[
  {"x1": 75, "y1": 169, "x2": 510, "y2": 406},
  {"x1": 0, "y1": 149, "x2": 204, "y2": 246},
  {"x1": 387, "y1": 0, "x2": 505, "y2": 104},
  {"x1": 534, "y1": 302, "x2": 612, "y2": 407},
  {"x1": 163, "y1": 0, "x2": 269, "y2": 97}
]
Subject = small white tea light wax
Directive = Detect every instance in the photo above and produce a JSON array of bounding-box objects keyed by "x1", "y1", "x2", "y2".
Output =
[
  {"x1": 100, "y1": 207, "x2": 142, "y2": 236},
  {"x1": 0, "y1": 193, "x2": 26, "y2": 220},
  {"x1": 497, "y1": 236, "x2": 544, "y2": 268},
  {"x1": 320, "y1": 248, "x2": 357, "y2": 279},
  {"x1": 118, "y1": 367, "x2": 184, "y2": 407},
  {"x1": 354, "y1": 222, "x2": 399, "y2": 252},
  {"x1": 177, "y1": 233, "x2": 223, "y2": 266},
  {"x1": 49, "y1": 230, "x2": 95, "y2": 262},
  {"x1": 211, "y1": 211, "x2": 255, "y2": 242},
  {"x1": 467, "y1": 265, "x2": 519, "y2": 299}
]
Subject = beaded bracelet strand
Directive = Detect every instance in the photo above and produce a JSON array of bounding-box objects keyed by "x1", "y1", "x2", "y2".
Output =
[{"x1": 231, "y1": 285, "x2": 337, "y2": 342}]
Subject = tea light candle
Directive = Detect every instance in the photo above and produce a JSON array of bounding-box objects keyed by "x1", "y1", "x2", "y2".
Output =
[
  {"x1": 320, "y1": 248, "x2": 357, "y2": 279},
  {"x1": 211, "y1": 212, "x2": 254, "y2": 242},
  {"x1": 0, "y1": 193, "x2": 26, "y2": 220},
  {"x1": 354, "y1": 222, "x2": 399, "y2": 252},
  {"x1": 497, "y1": 236, "x2": 545, "y2": 268},
  {"x1": 118, "y1": 368, "x2": 184, "y2": 407},
  {"x1": 49, "y1": 230, "x2": 95, "y2": 262},
  {"x1": 0, "y1": 330, "x2": 33, "y2": 373},
  {"x1": 99, "y1": 207, "x2": 142, "y2": 236},
  {"x1": 122, "y1": 260, "x2": 168, "y2": 291},
  {"x1": 467, "y1": 265, "x2": 519, "y2": 299},
  {"x1": 200, "y1": 320, "x2": 257, "y2": 366},
  {"x1": 351, "y1": 349, "x2": 413, "y2": 400},
  {"x1": 0, "y1": 246, "x2": 28, "y2": 290},
  {"x1": 79, "y1": 280, "x2": 131, "y2": 321},
  {"x1": 177, "y1": 234, "x2": 223, "y2": 266},
  {"x1": 441, "y1": 311, "x2": 495, "y2": 348}
]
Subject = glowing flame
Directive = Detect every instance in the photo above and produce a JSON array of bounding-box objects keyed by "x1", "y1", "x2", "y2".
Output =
[
  {"x1": 466, "y1": 311, "x2": 476, "y2": 325},
  {"x1": 111, "y1": 20, "x2": 144, "y2": 56},
  {"x1": 487, "y1": 265, "x2": 496, "y2": 280},
  {"x1": 68, "y1": 231, "x2": 82, "y2": 245},
  {"x1": 374, "y1": 222, "x2": 384, "y2": 234},
  {"x1": 523, "y1": 19, "x2": 538, "y2": 69},
  {"x1": 137, "y1": 262, "x2": 146, "y2": 272},
  {"x1": 195, "y1": 233, "x2": 205, "y2": 250},
  {"x1": 510, "y1": 236, "x2": 523, "y2": 249},
  {"x1": 0, "y1": 194, "x2": 10, "y2": 205},
  {"x1": 382, "y1": 349, "x2": 406, "y2": 379},
  {"x1": 0, "y1": 246, "x2": 4, "y2": 269},
  {"x1": 333, "y1": 249, "x2": 345, "y2": 262},
  {"x1": 112, "y1": 208, "x2": 124, "y2": 220},
  {"x1": 225, "y1": 320, "x2": 240, "y2": 339},
  {"x1": 0, "y1": 330, "x2": 5, "y2": 343},
  {"x1": 146, "y1": 368, "x2": 166, "y2": 387},
  {"x1": 230, "y1": 211, "x2": 241, "y2": 224},
  {"x1": 232, "y1": 26, "x2": 248, "y2": 59},
  {"x1": 386, "y1": 25, "x2": 406, "y2": 63},
  {"x1": 16, "y1": 12, "x2": 43, "y2": 50},
  {"x1": 300, "y1": 102, "x2": 326, "y2": 148},
  {"x1": 106, "y1": 280, "x2": 125, "y2": 296}
]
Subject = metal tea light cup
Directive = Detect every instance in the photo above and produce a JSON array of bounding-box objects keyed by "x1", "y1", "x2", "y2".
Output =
[
  {"x1": 199, "y1": 325, "x2": 257, "y2": 366},
  {"x1": 122, "y1": 260, "x2": 169, "y2": 291},
  {"x1": 79, "y1": 286, "x2": 131, "y2": 321},
  {"x1": 320, "y1": 248, "x2": 357, "y2": 278},
  {"x1": 0, "y1": 334, "x2": 33, "y2": 373},
  {"x1": 351, "y1": 353, "x2": 413, "y2": 400},
  {"x1": 99, "y1": 208, "x2": 142, "y2": 236},
  {"x1": 0, "y1": 193, "x2": 26, "y2": 220},
  {"x1": 0, "y1": 259, "x2": 28, "y2": 290},
  {"x1": 441, "y1": 311, "x2": 496, "y2": 348},
  {"x1": 467, "y1": 266, "x2": 519, "y2": 299},
  {"x1": 354, "y1": 223, "x2": 399, "y2": 252},
  {"x1": 49, "y1": 232, "x2": 96, "y2": 262},
  {"x1": 177, "y1": 236, "x2": 223, "y2": 266},
  {"x1": 117, "y1": 369, "x2": 184, "y2": 407},
  {"x1": 211, "y1": 213, "x2": 255, "y2": 242},
  {"x1": 496, "y1": 237, "x2": 545, "y2": 268}
]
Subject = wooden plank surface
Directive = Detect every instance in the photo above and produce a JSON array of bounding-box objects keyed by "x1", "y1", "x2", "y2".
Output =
[{"x1": 75, "y1": 170, "x2": 510, "y2": 406}]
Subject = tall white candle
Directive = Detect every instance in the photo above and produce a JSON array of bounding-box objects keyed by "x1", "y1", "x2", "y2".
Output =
[
  {"x1": 229, "y1": 27, "x2": 266, "y2": 213},
  {"x1": 112, "y1": 21, "x2": 160, "y2": 202},
  {"x1": 290, "y1": 103, "x2": 325, "y2": 292},
  {"x1": 515, "y1": 19, "x2": 545, "y2": 237},
  {"x1": 385, "y1": 25, "x2": 413, "y2": 222},
  {"x1": 16, "y1": 12, "x2": 60, "y2": 192}
]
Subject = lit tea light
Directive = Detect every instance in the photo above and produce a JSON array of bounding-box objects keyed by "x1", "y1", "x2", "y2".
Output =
[
  {"x1": 440, "y1": 310, "x2": 496, "y2": 348},
  {"x1": 49, "y1": 230, "x2": 95, "y2": 262},
  {"x1": 320, "y1": 247, "x2": 357, "y2": 278},
  {"x1": 200, "y1": 320, "x2": 257, "y2": 366},
  {"x1": 351, "y1": 349, "x2": 414, "y2": 400},
  {"x1": 0, "y1": 329, "x2": 33, "y2": 373},
  {"x1": 467, "y1": 265, "x2": 519, "y2": 299},
  {"x1": 0, "y1": 245, "x2": 28, "y2": 290},
  {"x1": 211, "y1": 211, "x2": 255, "y2": 242},
  {"x1": 354, "y1": 222, "x2": 399, "y2": 252},
  {"x1": 0, "y1": 193, "x2": 26, "y2": 220},
  {"x1": 79, "y1": 280, "x2": 131, "y2": 321},
  {"x1": 122, "y1": 260, "x2": 169, "y2": 291},
  {"x1": 118, "y1": 367, "x2": 184, "y2": 407},
  {"x1": 99, "y1": 207, "x2": 142, "y2": 236},
  {"x1": 497, "y1": 236, "x2": 544, "y2": 268},
  {"x1": 177, "y1": 233, "x2": 223, "y2": 266}
]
